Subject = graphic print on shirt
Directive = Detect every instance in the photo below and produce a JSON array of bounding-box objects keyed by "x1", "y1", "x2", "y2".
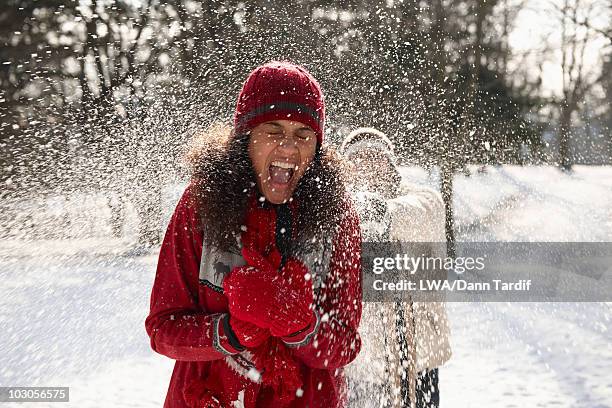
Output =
[{"x1": 198, "y1": 246, "x2": 246, "y2": 293}]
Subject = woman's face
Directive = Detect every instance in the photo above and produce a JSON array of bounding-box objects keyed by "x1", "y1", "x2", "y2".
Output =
[{"x1": 248, "y1": 119, "x2": 317, "y2": 204}]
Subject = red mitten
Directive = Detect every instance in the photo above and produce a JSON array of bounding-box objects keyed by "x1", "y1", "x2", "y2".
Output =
[
  {"x1": 224, "y1": 248, "x2": 315, "y2": 338},
  {"x1": 279, "y1": 258, "x2": 313, "y2": 296},
  {"x1": 228, "y1": 315, "x2": 270, "y2": 348},
  {"x1": 222, "y1": 252, "x2": 279, "y2": 329},
  {"x1": 269, "y1": 258, "x2": 315, "y2": 337}
]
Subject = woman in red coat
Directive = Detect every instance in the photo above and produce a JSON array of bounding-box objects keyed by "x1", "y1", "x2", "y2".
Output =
[{"x1": 144, "y1": 61, "x2": 362, "y2": 408}]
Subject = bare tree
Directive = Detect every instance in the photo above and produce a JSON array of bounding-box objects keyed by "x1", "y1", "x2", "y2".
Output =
[{"x1": 549, "y1": 0, "x2": 610, "y2": 171}]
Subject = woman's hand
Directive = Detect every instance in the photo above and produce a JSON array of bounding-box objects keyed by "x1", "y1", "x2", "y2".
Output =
[
  {"x1": 270, "y1": 257, "x2": 315, "y2": 337},
  {"x1": 226, "y1": 315, "x2": 270, "y2": 348},
  {"x1": 222, "y1": 248, "x2": 315, "y2": 338}
]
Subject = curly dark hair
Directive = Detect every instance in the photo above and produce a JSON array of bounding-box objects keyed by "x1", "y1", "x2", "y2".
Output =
[{"x1": 185, "y1": 123, "x2": 350, "y2": 253}]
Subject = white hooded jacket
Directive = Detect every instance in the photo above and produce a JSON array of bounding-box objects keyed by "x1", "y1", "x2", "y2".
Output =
[{"x1": 345, "y1": 179, "x2": 452, "y2": 407}]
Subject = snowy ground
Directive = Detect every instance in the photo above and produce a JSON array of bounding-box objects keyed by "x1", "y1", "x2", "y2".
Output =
[
  {"x1": 404, "y1": 165, "x2": 612, "y2": 408},
  {"x1": 0, "y1": 165, "x2": 610, "y2": 407}
]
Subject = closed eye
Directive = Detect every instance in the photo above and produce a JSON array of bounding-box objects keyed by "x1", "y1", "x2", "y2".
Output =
[
  {"x1": 296, "y1": 128, "x2": 315, "y2": 140},
  {"x1": 263, "y1": 122, "x2": 284, "y2": 135}
]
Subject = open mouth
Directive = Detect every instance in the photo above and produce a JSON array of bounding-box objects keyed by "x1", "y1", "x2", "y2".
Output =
[{"x1": 269, "y1": 160, "x2": 297, "y2": 186}]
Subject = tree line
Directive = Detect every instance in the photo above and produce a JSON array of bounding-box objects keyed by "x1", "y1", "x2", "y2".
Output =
[{"x1": 1, "y1": 0, "x2": 610, "y2": 245}]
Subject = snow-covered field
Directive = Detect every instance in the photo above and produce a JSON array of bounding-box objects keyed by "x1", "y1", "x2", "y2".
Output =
[{"x1": 0, "y1": 165, "x2": 611, "y2": 407}]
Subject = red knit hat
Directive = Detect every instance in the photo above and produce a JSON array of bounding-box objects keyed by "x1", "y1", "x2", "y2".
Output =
[{"x1": 234, "y1": 61, "x2": 325, "y2": 144}]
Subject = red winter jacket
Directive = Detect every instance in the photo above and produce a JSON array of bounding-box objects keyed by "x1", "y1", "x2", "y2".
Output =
[{"x1": 144, "y1": 182, "x2": 362, "y2": 408}]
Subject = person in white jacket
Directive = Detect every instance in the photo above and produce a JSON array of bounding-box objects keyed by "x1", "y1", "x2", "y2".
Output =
[{"x1": 342, "y1": 128, "x2": 452, "y2": 408}]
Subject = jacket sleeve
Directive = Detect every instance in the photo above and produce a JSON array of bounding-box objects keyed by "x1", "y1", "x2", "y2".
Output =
[
  {"x1": 144, "y1": 182, "x2": 242, "y2": 361},
  {"x1": 388, "y1": 183, "x2": 448, "y2": 258},
  {"x1": 287, "y1": 196, "x2": 363, "y2": 370}
]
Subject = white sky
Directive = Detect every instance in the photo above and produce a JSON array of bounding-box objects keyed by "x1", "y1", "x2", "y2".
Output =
[{"x1": 508, "y1": 0, "x2": 610, "y2": 97}]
